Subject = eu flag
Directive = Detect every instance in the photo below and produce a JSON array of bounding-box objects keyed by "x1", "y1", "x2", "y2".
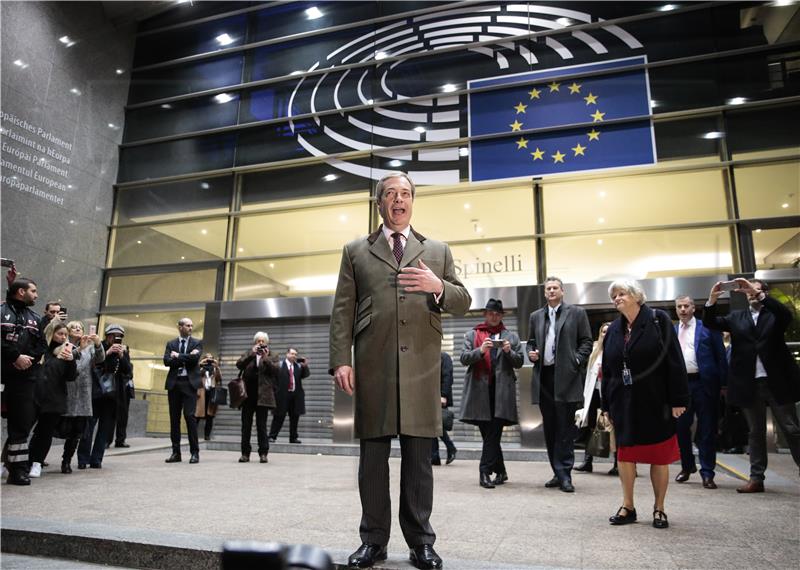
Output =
[{"x1": 468, "y1": 56, "x2": 656, "y2": 182}]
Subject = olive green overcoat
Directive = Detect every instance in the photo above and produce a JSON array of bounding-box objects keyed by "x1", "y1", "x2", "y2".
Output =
[{"x1": 329, "y1": 226, "x2": 471, "y2": 439}]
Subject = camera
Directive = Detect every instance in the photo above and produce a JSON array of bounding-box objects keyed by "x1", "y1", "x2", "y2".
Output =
[
  {"x1": 113, "y1": 336, "x2": 123, "y2": 344},
  {"x1": 491, "y1": 339, "x2": 505, "y2": 349},
  {"x1": 257, "y1": 345, "x2": 267, "y2": 353}
]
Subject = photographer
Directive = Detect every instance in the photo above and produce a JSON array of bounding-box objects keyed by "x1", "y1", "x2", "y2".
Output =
[
  {"x1": 39, "y1": 301, "x2": 67, "y2": 333},
  {"x1": 235, "y1": 332, "x2": 278, "y2": 463},
  {"x1": 78, "y1": 324, "x2": 132, "y2": 469},
  {"x1": 28, "y1": 321, "x2": 78, "y2": 478},
  {"x1": 196, "y1": 353, "x2": 222, "y2": 440},
  {"x1": 1, "y1": 278, "x2": 48, "y2": 485}
]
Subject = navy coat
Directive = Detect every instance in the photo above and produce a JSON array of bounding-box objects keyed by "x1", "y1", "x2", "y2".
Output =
[{"x1": 674, "y1": 319, "x2": 727, "y2": 397}]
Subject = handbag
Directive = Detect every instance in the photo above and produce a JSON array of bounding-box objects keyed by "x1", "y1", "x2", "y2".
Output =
[
  {"x1": 98, "y1": 372, "x2": 116, "y2": 398},
  {"x1": 211, "y1": 386, "x2": 228, "y2": 406},
  {"x1": 586, "y1": 410, "x2": 612, "y2": 458},
  {"x1": 228, "y1": 370, "x2": 248, "y2": 409},
  {"x1": 442, "y1": 408, "x2": 454, "y2": 432}
]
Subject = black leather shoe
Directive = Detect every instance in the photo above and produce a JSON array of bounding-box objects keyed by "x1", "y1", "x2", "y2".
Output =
[
  {"x1": 652, "y1": 509, "x2": 669, "y2": 529},
  {"x1": 545, "y1": 476, "x2": 560, "y2": 488},
  {"x1": 78, "y1": 463, "x2": 87, "y2": 470},
  {"x1": 90, "y1": 463, "x2": 102, "y2": 469},
  {"x1": 702, "y1": 477, "x2": 717, "y2": 489},
  {"x1": 431, "y1": 456, "x2": 441, "y2": 466},
  {"x1": 259, "y1": 453, "x2": 268, "y2": 463},
  {"x1": 560, "y1": 479, "x2": 575, "y2": 493},
  {"x1": 347, "y1": 543, "x2": 387, "y2": 568},
  {"x1": 480, "y1": 472, "x2": 495, "y2": 488},
  {"x1": 268, "y1": 436, "x2": 277, "y2": 443},
  {"x1": 165, "y1": 453, "x2": 182, "y2": 463},
  {"x1": 446, "y1": 448, "x2": 457, "y2": 465},
  {"x1": 115, "y1": 442, "x2": 130, "y2": 448},
  {"x1": 675, "y1": 468, "x2": 696, "y2": 483},
  {"x1": 607, "y1": 466, "x2": 619, "y2": 476},
  {"x1": 239, "y1": 455, "x2": 250, "y2": 463},
  {"x1": 575, "y1": 460, "x2": 593, "y2": 473},
  {"x1": 493, "y1": 472, "x2": 509, "y2": 485},
  {"x1": 189, "y1": 454, "x2": 199, "y2": 464},
  {"x1": 609, "y1": 506, "x2": 637, "y2": 525},
  {"x1": 290, "y1": 438, "x2": 302, "y2": 444},
  {"x1": 7, "y1": 468, "x2": 31, "y2": 486},
  {"x1": 61, "y1": 461, "x2": 72, "y2": 474},
  {"x1": 409, "y1": 544, "x2": 442, "y2": 570}
]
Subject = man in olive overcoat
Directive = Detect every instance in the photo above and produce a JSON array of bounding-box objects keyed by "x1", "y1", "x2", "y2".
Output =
[{"x1": 329, "y1": 172, "x2": 471, "y2": 570}]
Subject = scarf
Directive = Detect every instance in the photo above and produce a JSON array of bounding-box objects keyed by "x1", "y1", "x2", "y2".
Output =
[{"x1": 473, "y1": 321, "x2": 506, "y2": 379}]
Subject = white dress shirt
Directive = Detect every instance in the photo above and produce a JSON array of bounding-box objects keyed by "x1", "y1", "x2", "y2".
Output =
[
  {"x1": 679, "y1": 317, "x2": 699, "y2": 374},
  {"x1": 750, "y1": 306, "x2": 768, "y2": 379}
]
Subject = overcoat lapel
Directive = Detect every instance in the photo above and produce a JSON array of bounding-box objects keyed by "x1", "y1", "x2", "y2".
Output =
[{"x1": 367, "y1": 227, "x2": 398, "y2": 270}]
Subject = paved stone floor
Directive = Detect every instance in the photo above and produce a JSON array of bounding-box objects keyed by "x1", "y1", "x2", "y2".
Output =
[{"x1": 2, "y1": 438, "x2": 799, "y2": 569}]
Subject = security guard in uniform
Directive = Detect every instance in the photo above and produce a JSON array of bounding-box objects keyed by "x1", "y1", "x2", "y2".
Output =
[{"x1": 1, "y1": 278, "x2": 47, "y2": 485}]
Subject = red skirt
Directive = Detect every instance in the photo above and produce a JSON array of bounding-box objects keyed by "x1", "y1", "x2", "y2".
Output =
[{"x1": 617, "y1": 434, "x2": 679, "y2": 465}]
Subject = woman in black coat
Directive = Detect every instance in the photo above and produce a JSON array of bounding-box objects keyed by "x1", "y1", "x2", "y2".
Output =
[
  {"x1": 28, "y1": 321, "x2": 78, "y2": 478},
  {"x1": 601, "y1": 279, "x2": 689, "y2": 529}
]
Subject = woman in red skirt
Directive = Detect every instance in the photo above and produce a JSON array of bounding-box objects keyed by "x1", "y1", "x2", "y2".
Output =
[{"x1": 601, "y1": 279, "x2": 689, "y2": 529}]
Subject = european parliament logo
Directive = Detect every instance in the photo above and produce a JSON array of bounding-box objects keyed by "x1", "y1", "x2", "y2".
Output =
[{"x1": 468, "y1": 56, "x2": 655, "y2": 182}]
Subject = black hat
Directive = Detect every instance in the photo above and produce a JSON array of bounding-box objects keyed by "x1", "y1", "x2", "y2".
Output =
[{"x1": 484, "y1": 298, "x2": 504, "y2": 313}]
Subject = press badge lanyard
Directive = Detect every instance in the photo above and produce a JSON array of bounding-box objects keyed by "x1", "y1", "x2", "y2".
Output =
[{"x1": 622, "y1": 326, "x2": 633, "y2": 386}]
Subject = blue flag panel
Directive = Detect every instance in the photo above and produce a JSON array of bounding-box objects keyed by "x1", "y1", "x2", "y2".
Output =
[{"x1": 468, "y1": 56, "x2": 656, "y2": 182}]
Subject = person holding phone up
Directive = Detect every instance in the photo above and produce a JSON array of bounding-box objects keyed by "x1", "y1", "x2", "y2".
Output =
[{"x1": 459, "y1": 299, "x2": 523, "y2": 489}]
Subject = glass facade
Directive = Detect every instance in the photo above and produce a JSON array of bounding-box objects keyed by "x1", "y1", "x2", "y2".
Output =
[{"x1": 104, "y1": 1, "x2": 799, "y2": 364}]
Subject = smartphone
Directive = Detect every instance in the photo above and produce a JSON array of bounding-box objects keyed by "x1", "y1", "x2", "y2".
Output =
[
  {"x1": 491, "y1": 339, "x2": 505, "y2": 349},
  {"x1": 297, "y1": 357, "x2": 306, "y2": 363},
  {"x1": 719, "y1": 281, "x2": 739, "y2": 292},
  {"x1": 526, "y1": 339, "x2": 538, "y2": 353},
  {"x1": 113, "y1": 336, "x2": 123, "y2": 344},
  {"x1": 0, "y1": 258, "x2": 14, "y2": 268},
  {"x1": 89, "y1": 324, "x2": 97, "y2": 336}
]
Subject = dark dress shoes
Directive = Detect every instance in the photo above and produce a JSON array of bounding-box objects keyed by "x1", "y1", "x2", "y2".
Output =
[
  {"x1": 409, "y1": 544, "x2": 442, "y2": 570},
  {"x1": 61, "y1": 462, "x2": 72, "y2": 474},
  {"x1": 480, "y1": 472, "x2": 495, "y2": 488},
  {"x1": 574, "y1": 460, "x2": 593, "y2": 472},
  {"x1": 446, "y1": 448, "x2": 456, "y2": 465},
  {"x1": 268, "y1": 436, "x2": 277, "y2": 443},
  {"x1": 675, "y1": 468, "x2": 696, "y2": 483},
  {"x1": 431, "y1": 456, "x2": 441, "y2": 466},
  {"x1": 7, "y1": 468, "x2": 31, "y2": 486},
  {"x1": 652, "y1": 509, "x2": 669, "y2": 529},
  {"x1": 560, "y1": 479, "x2": 575, "y2": 493},
  {"x1": 545, "y1": 476, "x2": 560, "y2": 488},
  {"x1": 259, "y1": 453, "x2": 269, "y2": 463},
  {"x1": 239, "y1": 455, "x2": 250, "y2": 463},
  {"x1": 77, "y1": 463, "x2": 87, "y2": 470},
  {"x1": 347, "y1": 543, "x2": 387, "y2": 568},
  {"x1": 493, "y1": 472, "x2": 508, "y2": 485},
  {"x1": 290, "y1": 438, "x2": 302, "y2": 444},
  {"x1": 115, "y1": 442, "x2": 130, "y2": 448},
  {"x1": 609, "y1": 506, "x2": 637, "y2": 525},
  {"x1": 607, "y1": 466, "x2": 619, "y2": 476},
  {"x1": 737, "y1": 480, "x2": 765, "y2": 493},
  {"x1": 90, "y1": 463, "x2": 102, "y2": 469},
  {"x1": 189, "y1": 453, "x2": 199, "y2": 464},
  {"x1": 165, "y1": 453, "x2": 182, "y2": 463},
  {"x1": 702, "y1": 477, "x2": 718, "y2": 489}
]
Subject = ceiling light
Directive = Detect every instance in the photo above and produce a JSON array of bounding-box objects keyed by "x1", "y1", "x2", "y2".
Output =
[
  {"x1": 556, "y1": 17, "x2": 573, "y2": 26},
  {"x1": 366, "y1": 99, "x2": 374, "y2": 105},
  {"x1": 13, "y1": 59, "x2": 29, "y2": 69},
  {"x1": 442, "y1": 84, "x2": 457, "y2": 93},
  {"x1": 181, "y1": 256, "x2": 186, "y2": 260},
  {"x1": 727, "y1": 97, "x2": 747, "y2": 105},
  {"x1": 161, "y1": 103, "x2": 172, "y2": 109},
  {"x1": 781, "y1": 203, "x2": 789, "y2": 208},
  {"x1": 305, "y1": 6, "x2": 323, "y2": 19},
  {"x1": 214, "y1": 93, "x2": 234, "y2": 104},
  {"x1": 60, "y1": 259, "x2": 66, "y2": 263},
  {"x1": 650, "y1": 99, "x2": 658, "y2": 108},
  {"x1": 597, "y1": 239, "x2": 604, "y2": 245},
  {"x1": 201, "y1": 229, "x2": 208, "y2": 235},
  {"x1": 289, "y1": 70, "x2": 303, "y2": 76},
  {"x1": 485, "y1": 246, "x2": 492, "y2": 252},
  {"x1": 323, "y1": 174, "x2": 338, "y2": 182},
  {"x1": 475, "y1": 226, "x2": 483, "y2": 234},
  {"x1": 769, "y1": 0, "x2": 796, "y2": 6},
  {"x1": 339, "y1": 214, "x2": 348, "y2": 223},
  {"x1": 597, "y1": 217, "x2": 605, "y2": 223},
  {"x1": 389, "y1": 160, "x2": 403, "y2": 167},
  {"x1": 598, "y1": 191, "x2": 607, "y2": 198},
  {"x1": 269, "y1": 263, "x2": 275, "y2": 268},
  {"x1": 69, "y1": 219, "x2": 75, "y2": 225},
  {"x1": 238, "y1": 247, "x2": 244, "y2": 252},
  {"x1": 199, "y1": 182, "x2": 210, "y2": 189},
  {"x1": 136, "y1": 240, "x2": 142, "y2": 244},
  {"x1": 216, "y1": 33, "x2": 234, "y2": 46},
  {"x1": 659, "y1": 4, "x2": 678, "y2": 11},
  {"x1": 70, "y1": 88, "x2": 82, "y2": 96},
  {"x1": 115, "y1": 68, "x2": 124, "y2": 75},
  {"x1": 414, "y1": 126, "x2": 426, "y2": 133},
  {"x1": 375, "y1": 51, "x2": 388, "y2": 60},
  {"x1": 702, "y1": 131, "x2": 725, "y2": 139},
  {"x1": 107, "y1": 123, "x2": 118, "y2": 129},
  {"x1": 755, "y1": 228, "x2": 763, "y2": 233},
  {"x1": 459, "y1": 147, "x2": 469, "y2": 157},
  {"x1": 59, "y1": 35, "x2": 76, "y2": 47},
  {"x1": 464, "y1": 203, "x2": 471, "y2": 210}
]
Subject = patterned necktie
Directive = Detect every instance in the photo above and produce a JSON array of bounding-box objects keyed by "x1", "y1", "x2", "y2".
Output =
[
  {"x1": 544, "y1": 307, "x2": 556, "y2": 365},
  {"x1": 391, "y1": 232, "x2": 404, "y2": 264}
]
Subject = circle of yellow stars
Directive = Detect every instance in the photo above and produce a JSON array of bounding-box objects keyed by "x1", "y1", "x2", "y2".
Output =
[{"x1": 511, "y1": 81, "x2": 604, "y2": 164}]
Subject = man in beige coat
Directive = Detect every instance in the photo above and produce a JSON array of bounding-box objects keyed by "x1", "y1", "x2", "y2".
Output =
[{"x1": 330, "y1": 172, "x2": 471, "y2": 569}]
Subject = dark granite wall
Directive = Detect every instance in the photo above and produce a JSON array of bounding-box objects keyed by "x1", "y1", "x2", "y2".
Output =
[{"x1": 1, "y1": 1, "x2": 135, "y2": 322}]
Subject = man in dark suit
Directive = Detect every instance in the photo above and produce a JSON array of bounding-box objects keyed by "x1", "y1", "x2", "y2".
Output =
[
  {"x1": 269, "y1": 347, "x2": 310, "y2": 444},
  {"x1": 330, "y1": 172, "x2": 471, "y2": 569},
  {"x1": 703, "y1": 278, "x2": 800, "y2": 493},
  {"x1": 674, "y1": 295, "x2": 728, "y2": 489},
  {"x1": 527, "y1": 277, "x2": 593, "y2": 493},
  {"x1": 163, "y1": 317, "x2": 202, "y2": 464}
]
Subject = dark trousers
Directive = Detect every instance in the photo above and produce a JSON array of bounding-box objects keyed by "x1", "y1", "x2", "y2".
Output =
[
  {"x1": 580, "y1": 389, "x2": 601, "y2": 461},
  {"x1": 29, "y1": 412, "x2": 61, "y2": 464},
  {"x1": 78, "y1": 398, "x2": 116, "y2": 466},
  {"x1": 107, "y1": 393, "x2": 131, "y2": 445},
  {"x1": 430, "y1": 430, "x2": 456, "y2": 460},
  {"x1": 61, "y1": 417, "x2": 87, "y2": 464},
  {"x1": 270, "y1": 394, "x2": 300, "y2": 440},
  {"x1": 241, "y1": 398, "x2": 269, "y2": 455},
  {"x1": 677, "y1": 374, "x2": 718, "y2": 479},
  {"x1": 1, "y1": 377, "x2": 36, "y2": 468},
  {"x1": 359, "y1": 435, "x2": 435, "y2": 548},
  {"x1": 539, "y1": 365, "x2": 578, "y2": 481},
  {"x1": 168, "y1": 379, "x2": 199, "y2": 455},
  {"x1": 199, "y1": 416, "x2": 214, "y2": 439},
  {"x1": 476, "y1": 384, "x2": 506, "y2": 475},
  {"x1": 741, "y1": 379, "x2": 800, "y2": 481}
]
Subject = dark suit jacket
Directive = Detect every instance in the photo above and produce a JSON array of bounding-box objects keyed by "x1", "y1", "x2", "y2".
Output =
[
  {"x1": 674, "y1": 319, "x2": 728, "y2": 397},
  {"x1": 440, "y1": 352, "x2": 453, "y2": 408},
  {"x1": 275, "y1": 358, "x2": 310, "y2": 416},
  {"x1": 703, "y1": 295, "x2": 800, "y2": 407},
  {"x1": 163, "y1": 336, "x2": 203, "y2": 390},
  {"x1": 527, "y1": 303, "x2": 593, "y2": 403},
  {"x1": 601, "y1": 305, "x2": 690, "y2": 446}
]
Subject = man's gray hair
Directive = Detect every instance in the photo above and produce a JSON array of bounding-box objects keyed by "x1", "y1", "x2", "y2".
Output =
[
  {"x1": 253, "y1": 331, "x2": 269, "y2": 343},
  {"x1": 608, "y1": 279, "x2": 647, "y2": 304},
  {"x1": 374, "y1": 171, "x2": 416, "y2": 204},
  {"x1": 675, "y1": 294, "x2": 694, "y2": 303},
  {"x1": 544, "y1": 276, "x2": 564, "y2": 289}
]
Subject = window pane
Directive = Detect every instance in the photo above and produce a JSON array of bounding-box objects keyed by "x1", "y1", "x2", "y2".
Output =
[
  {"x1": 249, "y1": 3, "x2": 377, "y2": 43},
  {"x1": 105, "y1": 269, "x2": 218, "y2": 306},
  {"x1": 241, "y1": 165, "x2": 369, "y2": 208},
  {"x1": 98, "y1": 310, "x2": 205, "y2": 359},
  {"x1": 232, "y1": 253, "x2": 341, "y2": 299},
  {"x1": 109, "y1": 219, "x2": 228, "y2": 268},
  {"x1": 124, "y1": 93, "x2": 240, "y2": 142},
  {"x1": 734, "y1": 161, "x2": 800, "y2": 219},
  {"x1": 753, "y1": 228, "x2": 799, "y2": 269},
  {"x1": 413, "y1": 186, "x2": 535, "y2": 242},
  {"x1": 450, "y1": 238, "x2": 537, "y2": 289},
  {"x1": 543, "y1": 168, "x2": 728, "y2": 234},
  {"x1": 128, "y1": 54, "x2": 244, "y2": 104},
  {"x1": 654, "y1": 116, "x2": 722, "y2": 161},
  {"x1": 237, "y1": 202, "x2": 369, "y2": 258},
  {"x1": 115, "y1": 177, "x2": 232, "y2": 225},
  {"x1": 545, "y1": 227, "x2": 734, "y2": 283},
  {"x1": 138, "y1": 2, "x2": 250, "y2": 33},
  {"x1": 729, "y1": 104, "x2": 800, "y2": 157}
]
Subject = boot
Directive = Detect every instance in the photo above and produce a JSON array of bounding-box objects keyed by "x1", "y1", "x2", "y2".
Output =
[
  {"x1": 61, "y1": 461, "x2": 72, "y2": 474},
  {"x1": 7, "y1": 464, "x2": 31, "y2": 486},
  {"x1": 607, "y1": 452, "x2": 619, "y2": 476},
  {"x1": 575, "y1": 455, "x2": 593, "y2": 472}
]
